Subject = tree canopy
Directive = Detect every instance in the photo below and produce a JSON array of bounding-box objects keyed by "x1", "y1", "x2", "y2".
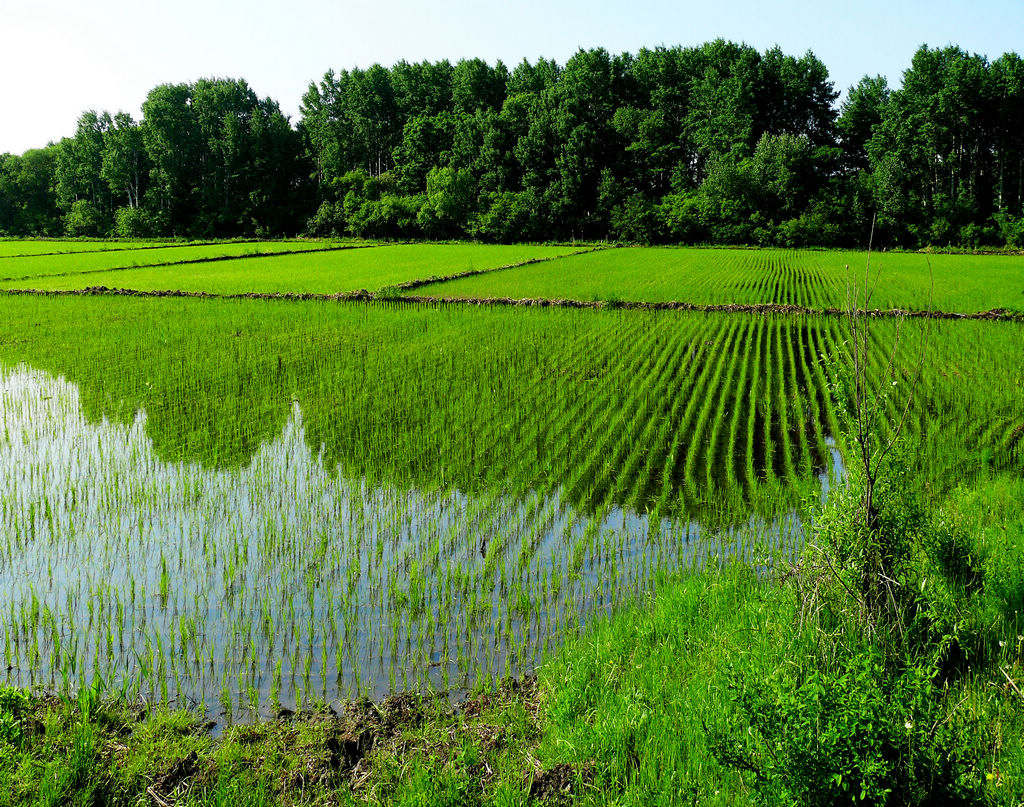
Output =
[{"x1": 2, "y1": 43, "x2": 1023, "y2": 247}]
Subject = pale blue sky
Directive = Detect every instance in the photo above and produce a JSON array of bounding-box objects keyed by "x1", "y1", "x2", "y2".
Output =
[{"x1": 2, "y1": 0, "x2": 1021, "y2": 154}]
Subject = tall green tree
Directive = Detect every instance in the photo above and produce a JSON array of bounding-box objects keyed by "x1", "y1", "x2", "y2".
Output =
[{"x1": 101, "y1": 112, "x2": 148, "y2": 210}]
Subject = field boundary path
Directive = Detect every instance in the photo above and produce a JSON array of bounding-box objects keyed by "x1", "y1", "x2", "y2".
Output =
[{"x1": 2, "y1": 285, "x2": 1021, "y2": 322}]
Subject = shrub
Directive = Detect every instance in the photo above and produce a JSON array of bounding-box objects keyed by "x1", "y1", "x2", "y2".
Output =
[
  {"x1": 0, "y1": 685, "x2": 30, "y2": 748},
  {"x1": 63, "y1": 200, "x2": 103, "y2": 237},
  {"x1": 609, "y1": 194, "x2": 660, "y2": 244},
  {"x1": 656, "y1": 193, "x2": 706, "y2": 243},
  {"x1": 995, "y1": 212, "x2": 1024, "y2": 249},
  {"x1": 715, "y1": 447, "x2": 992, "y2": 805},
  {"x1": 469, "y1": 190, "x2": 545, "y2": 242},
  {"x1": 113, "y1": 205, "x2": 157, "y2": 238},
  {"x1": 716, "y1": 651, "x2": 982, "y2": 806},
  {"x1": 304, "y1": 200, "x2": 345, "y2": 236}
]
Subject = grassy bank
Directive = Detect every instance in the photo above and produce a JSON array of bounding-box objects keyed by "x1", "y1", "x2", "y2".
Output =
[{"x1": 3, "y1": 474, "x2": 1022, "y2": 806}]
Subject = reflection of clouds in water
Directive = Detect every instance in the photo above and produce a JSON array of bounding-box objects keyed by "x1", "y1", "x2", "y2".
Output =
[{"x1": 0, "y1": 364, "x2": 827, "y2": 716}]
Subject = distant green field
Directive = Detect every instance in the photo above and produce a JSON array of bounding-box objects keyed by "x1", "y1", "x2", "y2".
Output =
[
  {"x1": 413, "y1": 247, "x2": 1024, "y2": 313},
  {"x1": 0, "y1": 240, "x2": 349, "y2": 282},
  {"x1": 0, "y1": 239, "x2": 179, "y2": 256},
  {"x1": 2, "y1": 243, "x2": 583, "y2": 293}
]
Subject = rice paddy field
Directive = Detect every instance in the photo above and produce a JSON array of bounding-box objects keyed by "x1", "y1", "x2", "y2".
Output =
[
  {"x1": 0, "y1": 240, "x2": 358, "y2": 284},
  {"x1": 413, "y1": 246, "x2": 1024, "y2": 313},
  {"x1": 0, "y1": 239, "x2": 182, "y2": 256},
  {"x1": 0, "y1": 239, "x2": 1021, "y2": 725},
  {"x1": 5, "y1": 243, "x2": 1023, "y2": 315},
  {"x1": 0, "y1": 243, "x2": 583, "y2": 294}
]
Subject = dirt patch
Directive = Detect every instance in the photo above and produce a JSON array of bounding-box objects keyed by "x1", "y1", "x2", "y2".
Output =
[
  {"x1": 464, "y1": 674, "x2": 539, "y2": 720},
  {"x1": 147, "y1": 750, "x2": 200, "y2": 805},
  {"x1": 327, "y1": 728, "x2": 375, "y2": 772},
  {"x1": 268, "y1": 693, "x2": 436, "y2": 782},
  {"x1": 529, "y1": 762, "x2": 592, "y2": 805}
]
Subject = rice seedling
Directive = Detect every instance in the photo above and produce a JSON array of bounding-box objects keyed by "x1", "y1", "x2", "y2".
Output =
[
  {"x1": 0, "y1": 239, "x2": 180, "y2": 257},
  {"x1": 414, "y1": 246, "x2": 1024, "y2": 313},
  {"x1": 0, "y1": 243, "x2": 583, "y2": 293},
  {"x1": 0, "y1": 240, "x2": 355, "y2": 283},
  {"x1": 0, "y1": 290, "x2": 1019, "y2": 718}
]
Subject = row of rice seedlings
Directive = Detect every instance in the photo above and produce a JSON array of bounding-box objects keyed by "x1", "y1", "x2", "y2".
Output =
[
  {"x1": 769, "y1": 319, "x2": 796, "y2": 481},
  {"x1": 758, "y1": 320, "x2": 780, "y2": 481},
  {"x1": 420, "y1": 246, "x2": 1024, "y2": 312},
  {"x1": 782, "y1": 317, "x2": 815, "y2": 478},
  {"x1": 721, "y1": 318, "x2": 760, "y2": 491},
  {"x1": 612, "y1": 326, "x2": 700, "y2": 510},
  {"x1": 2, "y1": 300, "x2": 1021, "y2": 716},
  {"x1": 793, "y1": 322, "x2": 830, "y2": 470},
  {"x1": 689, "y1": 319, "x2": 753, "y2": 493}
]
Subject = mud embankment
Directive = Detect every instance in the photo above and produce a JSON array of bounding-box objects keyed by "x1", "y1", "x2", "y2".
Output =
[{"x1": 2, "y1": 284, "x2": 1021, "y2": 322}]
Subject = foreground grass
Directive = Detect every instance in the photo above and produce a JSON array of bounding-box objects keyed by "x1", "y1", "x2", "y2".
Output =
[
  {"x1": 3, "y1": 475, "x2": 1022, "y2": 806},
  {"x1": 0, "y1": 571, "x2": 782, "y2": 806}
]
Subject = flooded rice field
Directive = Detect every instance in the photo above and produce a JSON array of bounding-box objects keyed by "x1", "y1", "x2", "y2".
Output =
[
  {"x1": 0, "y1": 365, "x2": 818, "y2": 720},
  {"x1": 0, "y1": 296, "x2": 1020, "y2": 721}
]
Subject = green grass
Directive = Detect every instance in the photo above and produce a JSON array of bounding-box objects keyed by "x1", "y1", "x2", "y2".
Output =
[
  {"x1": 0, "y1": 241, "x2": 355, "y2": 283},
  {"x1": 414, "y1": 247, "x2": 1024, "y2": 313},
  {"x1": 0, "y1": 244, "x2": 583, "y2": 293}
]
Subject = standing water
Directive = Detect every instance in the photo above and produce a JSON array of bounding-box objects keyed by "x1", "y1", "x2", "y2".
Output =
[{"x1": 0, "y1": 365, "x2": 837, "y2": 720}]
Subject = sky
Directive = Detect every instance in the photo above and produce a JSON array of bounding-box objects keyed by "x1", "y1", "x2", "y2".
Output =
[{"x1": 2, "y1": 0, "x2": 1022, "y2": 154}]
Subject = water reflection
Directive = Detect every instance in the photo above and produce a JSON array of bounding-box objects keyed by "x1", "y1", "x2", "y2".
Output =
[{"x1": 0, "y1": 365, "x2": 833, "y2": 719}]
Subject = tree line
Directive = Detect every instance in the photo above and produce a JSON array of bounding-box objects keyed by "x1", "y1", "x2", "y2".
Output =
[{"x1": 2, "y1": 41, "x2": 1024, "y2": 248}]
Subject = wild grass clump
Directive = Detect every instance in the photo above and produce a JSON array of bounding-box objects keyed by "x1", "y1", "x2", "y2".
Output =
[
  {"x1": 716, "y1": 648, "x2": 982, "y2": 805},
  {"x1": 0, "y1": 686, "x2": 30, "y2": 750},
  {"x1": 713, "y1": 450, "x2": 996, "y2": 805}
]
